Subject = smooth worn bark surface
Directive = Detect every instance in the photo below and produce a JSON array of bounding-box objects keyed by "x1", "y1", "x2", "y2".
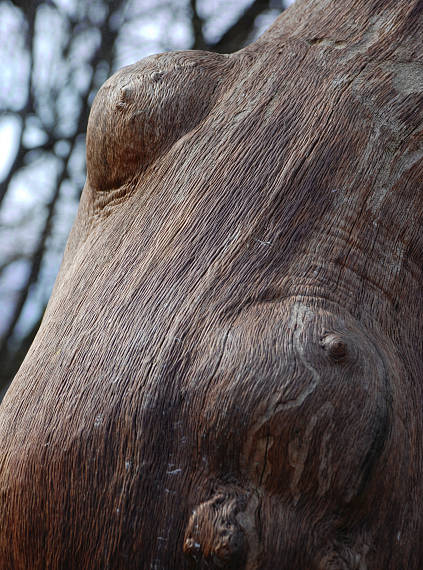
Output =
[{"x1": 1, "y1": 0, "x2": 423, "y2": 568}]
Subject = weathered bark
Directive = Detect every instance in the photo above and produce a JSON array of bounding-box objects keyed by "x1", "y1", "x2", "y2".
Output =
[
  {"x1": 1, "y1": 0, "x2": 422, "y2": 568},
  {"x1": 0, "y1": 0, "x2": 283, "y2": 393}
]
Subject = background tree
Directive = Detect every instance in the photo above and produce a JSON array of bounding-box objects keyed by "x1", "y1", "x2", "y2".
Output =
[{"x1": 0, "y1": 0, "x2": 288, "y2": 395}]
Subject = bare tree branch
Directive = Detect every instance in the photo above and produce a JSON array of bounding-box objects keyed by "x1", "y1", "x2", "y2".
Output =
[
  {"x1": 0, "y1": 253, "x2": 30, "y2": 279},
  {"x1": 209, "y1": 0, "x2": 278, "y2": 53},
  {"x1": 0, "y1": 4, "x2": 37, "y2": 205},
  {"x1": 190, "y1": 0, "x2": 207, "y2": 50}
]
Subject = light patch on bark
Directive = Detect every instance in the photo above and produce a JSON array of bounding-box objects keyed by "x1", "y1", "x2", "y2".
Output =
[
  {"x1": 342, "y1": 11, "x2": 398, "y2": 61},
  {"x1": 384, "y1": 62, "x2": 423, "y2": 96},
  {"x1": 235, "y1": 492, "x2": 261, "y2": 570},
  {"x1": 284, "y1": 302, "x2": 320, "y2": 410}
]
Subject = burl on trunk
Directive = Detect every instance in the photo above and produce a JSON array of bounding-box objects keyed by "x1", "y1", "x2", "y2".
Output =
[{"x1": 1, "y1": 0, "x2": 422, "y2": 568}]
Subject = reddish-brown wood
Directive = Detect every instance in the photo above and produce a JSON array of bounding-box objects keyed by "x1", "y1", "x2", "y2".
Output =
[{"x1": 1, "y1": 1, "x2": 423, "y2": 568}]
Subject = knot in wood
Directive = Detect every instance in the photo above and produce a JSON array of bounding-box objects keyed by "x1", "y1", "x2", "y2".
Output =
[
  {"x1": 183, "y1": 492, "x2": 248, "y2": 568},
  {"x1": 320, "y1": 333, "x2": 348, "y2": 362}
]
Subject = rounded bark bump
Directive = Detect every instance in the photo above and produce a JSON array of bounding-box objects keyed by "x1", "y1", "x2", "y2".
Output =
[
  {"x1": 320, "y1": 332, "x2": 348, "y2": 362},
  {"x1": 86, "y1": 51, "x2": 228, "y2": 195}
]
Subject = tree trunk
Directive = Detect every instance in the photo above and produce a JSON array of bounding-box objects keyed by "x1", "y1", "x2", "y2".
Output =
[{"x1": 0, "y1": 1, "x2": 422, "y2": 568}]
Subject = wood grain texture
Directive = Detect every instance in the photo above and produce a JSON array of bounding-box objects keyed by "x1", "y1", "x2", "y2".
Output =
[{"x1": 1, "y1": 0, "x2": 423, "y2": 568}]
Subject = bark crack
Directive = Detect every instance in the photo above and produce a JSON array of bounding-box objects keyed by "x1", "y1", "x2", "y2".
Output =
[{"x1": 259, "y1": 427, "x2": 271, "y2": 486}]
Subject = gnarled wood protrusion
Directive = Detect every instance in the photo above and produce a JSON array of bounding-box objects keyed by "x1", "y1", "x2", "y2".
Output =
[
  {"x1": 86, "y1": 51, "x2": 227, "y2": 194},
  {"x1": 184, "y1": 491, "x2": 250, "y2": 569}
]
